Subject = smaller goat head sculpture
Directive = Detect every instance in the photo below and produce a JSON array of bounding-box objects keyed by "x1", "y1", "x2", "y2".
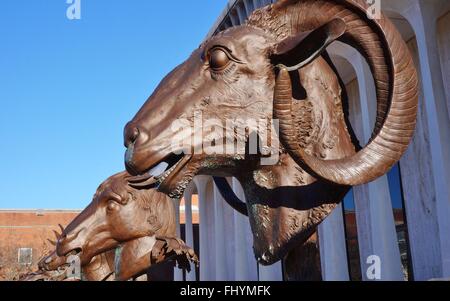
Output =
[
  {"x1": 38, "y1": 225, "x2": 67, "y2": 272},
  {"x1": 56, "y1": 171, "x2": 177, "y2": 266},
  {"x1": 22, "y1": 225, "x2": 115, "y2": 281}
]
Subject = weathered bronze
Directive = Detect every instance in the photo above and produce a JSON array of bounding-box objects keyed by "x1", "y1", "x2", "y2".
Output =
[
  {"x1": 55, "y1": 171, "x2": 198, "y2": 281},
  {"x1": 24, "y1": 238, "x2": 178, "y2": 281},
  {"x1": 28, "y1": 251, "x2": 115, "y2": 281},
  {"x1": 123, "y1": 0, "x2": 418, "y2": 269},
  {"x1": 21, "y1": 228, "x2": 116, "y2": 281}
]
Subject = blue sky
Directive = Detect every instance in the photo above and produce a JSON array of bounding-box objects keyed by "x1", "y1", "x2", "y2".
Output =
[{"x1": 0, "y1": 0, "x2": 227, "y2": 209}]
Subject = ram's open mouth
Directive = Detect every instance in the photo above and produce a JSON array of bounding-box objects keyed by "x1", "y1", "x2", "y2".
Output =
[{"x1": 128, "y1": 154, "x2": 190, "y2": 190}]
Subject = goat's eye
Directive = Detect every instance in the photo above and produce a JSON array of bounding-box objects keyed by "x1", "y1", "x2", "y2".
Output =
[
  {"x1": 107, "y1": 200, "x2": 120, "y2": 212},
  {"x1": 209, "y1": 48, "x2": 230, "y2": 71}
]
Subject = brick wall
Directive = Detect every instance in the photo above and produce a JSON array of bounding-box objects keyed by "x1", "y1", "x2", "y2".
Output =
[{"x1": 0, "y1": 210, "x2": 80, "y2": 280}]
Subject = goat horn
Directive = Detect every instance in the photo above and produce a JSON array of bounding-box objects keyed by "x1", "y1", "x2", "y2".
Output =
[{"x1": 52, "y1": 230, "x2": 61, "y2": 240}]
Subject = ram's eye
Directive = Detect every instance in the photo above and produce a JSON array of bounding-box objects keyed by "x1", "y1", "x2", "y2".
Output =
[
  {"x1": 106, "y1": 200, "x2": 120, "y2": 212},
  {"x1": 209, "y1": 48, "x2": 231, "y2": 71}
]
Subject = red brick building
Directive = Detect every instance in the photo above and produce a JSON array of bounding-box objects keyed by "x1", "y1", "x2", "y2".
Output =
[{"x1": 0, "y1": 210, "x2": 80, "y2": 280}]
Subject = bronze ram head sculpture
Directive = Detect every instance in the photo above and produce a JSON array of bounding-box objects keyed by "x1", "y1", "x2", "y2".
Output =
[
  {"x1": 124, "y1": 0, "x2": 418, "y2": 265},
  {"x1": 56, "y1": 171, "x2": 197, "y2": 281}
]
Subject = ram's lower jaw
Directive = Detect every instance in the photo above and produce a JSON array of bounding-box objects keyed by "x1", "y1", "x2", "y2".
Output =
[
  {"x1": 157, "y1": 155, "x2": 199, "y2": 199},
  {"x1": 128, "y1": 154, "x2": 197, "y2": 198}
]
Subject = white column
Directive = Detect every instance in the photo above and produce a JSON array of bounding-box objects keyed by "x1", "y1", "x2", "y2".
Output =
[
  {"x1": 172, "y1": 198, "x2": 184, "y2": 281},
  {"x1": 258, "y1": 263, "x2": 283, "y2": 281},
  {"x1": 193, "y1": 176, "x2": 216, "y2": 280},
  {"x1": 223, "y1": 178, "x2": 237, "y2": 279},
  {"x1": 318, "y1": 204, "x2": 350, "y2": 281},
  {"x1": 353, "y1": 55, "x2": 403, "y2": 281},
  {"x1": 183, "y1": 184, "x2": 197, "y2": 281},
  {"x1": 232, "y1": 178, "x2": 259, "y2": 280},
  {"x1": 213, "y1": 182, "x2": 228, "y2": 280},
  {"x1": 403, "y1": 1, "x2": 450, "y2": 278},
  {"x1": 329, "y1": 43, "x2": 404, "y2": 281},
  {"x1": 395, "y1": 37, "x2": 442, "y2": 280}
]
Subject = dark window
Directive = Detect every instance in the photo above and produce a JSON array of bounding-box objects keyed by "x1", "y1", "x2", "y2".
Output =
[
  {"x1": 18, "y1": 248, "x2": 33, "y2": 266},
  {"x1": 342, "y1": 190, "x2": 362, "y2": 281},
  {"x1": 387, "y1": 163, "x2": 413, "y2": 281}
]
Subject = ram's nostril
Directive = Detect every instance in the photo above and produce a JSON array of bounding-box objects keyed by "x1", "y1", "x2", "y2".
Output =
[
  {"x1": 131, "y1": 128, "x2": 139, "y2": 142},
  {"x1": 124, "y1": 123, "x2": 140, "y2": 148}
]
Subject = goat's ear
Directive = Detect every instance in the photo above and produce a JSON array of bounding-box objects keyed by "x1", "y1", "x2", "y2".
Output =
[{"x1": 271, "y1": 18, "x2": 346, "y2": 71}]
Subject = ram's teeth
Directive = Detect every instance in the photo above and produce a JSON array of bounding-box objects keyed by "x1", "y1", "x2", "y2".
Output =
[{"x1": 156, "y1": 158, "x2": 181, "y2": 183}]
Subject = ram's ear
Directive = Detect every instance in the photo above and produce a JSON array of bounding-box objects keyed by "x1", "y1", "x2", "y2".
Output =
[{"x1": 271, "y1": 18, "x2": 346, "y2": 71}]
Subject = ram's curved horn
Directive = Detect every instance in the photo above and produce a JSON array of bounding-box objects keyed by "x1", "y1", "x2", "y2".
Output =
[{"x1": 266, "y1": 0, "x2": 418, "y2": 185}]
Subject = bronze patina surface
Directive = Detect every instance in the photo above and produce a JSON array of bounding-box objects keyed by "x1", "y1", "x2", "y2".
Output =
[
  {"x1": 123, "y1": 0, "x2": 418, "y2": 267},
  {"x1": 53, "y1": 171, "x2": 197, "y2": 281}
]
